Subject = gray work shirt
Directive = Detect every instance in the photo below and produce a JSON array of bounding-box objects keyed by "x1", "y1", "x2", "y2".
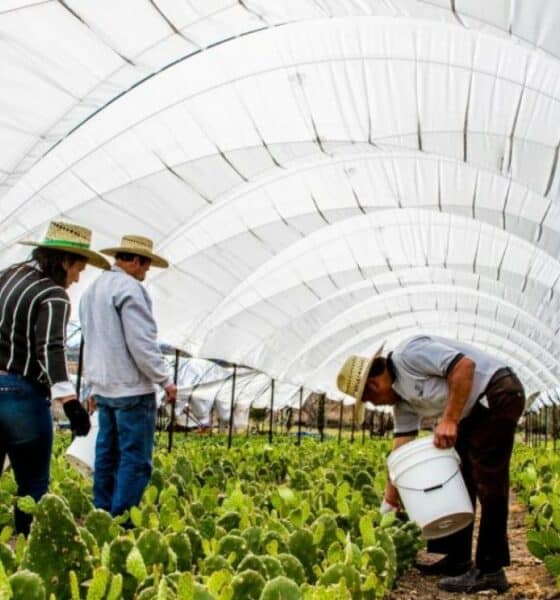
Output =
[
  {"x1": 391, "y1": 335, "x2": 506, "y2": 434},
  {"x1": 80, "y1": 265, "x2": 172, "y2": 398}
]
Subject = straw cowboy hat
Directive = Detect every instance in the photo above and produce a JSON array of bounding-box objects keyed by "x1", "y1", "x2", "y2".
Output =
[
  {"x1": 336, "y1": 342, "x2": 385, "y2": 423},
  {"x1": 101, "y1": 235, "x2": 169, "y2": 268},
  {"x1": 19, "y1": 221, "x2": 110, "y2": 270}
]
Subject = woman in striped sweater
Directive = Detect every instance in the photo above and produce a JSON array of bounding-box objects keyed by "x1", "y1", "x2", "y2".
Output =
[{"x1": 0, "y1": 221, "x2": 109, "y2": 534}]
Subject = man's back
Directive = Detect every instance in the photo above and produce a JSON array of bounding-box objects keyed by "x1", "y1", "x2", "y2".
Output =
[{"x1": 80, "y1": 266, "x2": 170, "y2": 398}]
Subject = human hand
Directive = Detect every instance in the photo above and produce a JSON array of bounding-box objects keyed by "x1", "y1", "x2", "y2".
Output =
[
  {"x1": 62, "y1": 398, "x2": 91, "y2": 436},
  {"x1": 434, "y1": 418, "x2": 458, "y2": 449},
  {"x1": 164, "y1": 383, "x2": 177, "y2": 404},
  {"x1": 87, "y1": 395, "x2": 96, "y2": 414}
]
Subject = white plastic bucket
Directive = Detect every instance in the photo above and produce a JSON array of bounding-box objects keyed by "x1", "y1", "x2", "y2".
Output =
[
  {"x1": 65, "y1": 411, "x2": 99, "y2": 477},
  {"x1": 387, "y1": 435, "x2": 473, "y2": 539}
]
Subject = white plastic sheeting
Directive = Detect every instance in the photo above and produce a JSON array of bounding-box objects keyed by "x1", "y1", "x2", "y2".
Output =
[
  {"x1": 2, "y1": 1, "x2": 560, "y2": 398},
  {"x1": 173, "y1": 364, "x2": 311, "y2": 428},
  {"x1": 526, "y1": 387, "x2": 560, "y2": 413}
]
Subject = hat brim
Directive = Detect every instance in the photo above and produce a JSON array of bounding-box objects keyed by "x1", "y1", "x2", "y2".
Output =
[
  {"x1": 100, "y1": 246, "x2": 169, "y2": 268},
  {"x1": 19, "y1": 241, "x2": 110, "y2": 270},
  {"x1": 353, "y1": 342, "x2": 385, "y2": 423}
]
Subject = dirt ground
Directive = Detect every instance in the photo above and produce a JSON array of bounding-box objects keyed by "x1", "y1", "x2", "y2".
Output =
[{"x1": 389, "y1": 492, "x2": 560, "y2": 600}]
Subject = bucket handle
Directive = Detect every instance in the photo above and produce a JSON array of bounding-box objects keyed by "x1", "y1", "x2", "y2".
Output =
[{"x1": 395, "y1": 467, "x2": 461, "y2": 493}]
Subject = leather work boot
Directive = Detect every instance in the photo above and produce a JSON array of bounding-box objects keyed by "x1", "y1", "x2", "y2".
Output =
[
  {"x1": 415, "y1": 555, "x2": 472, "y2": 576},
  {"x1": 438, "y1": 567, "x2": 509, "y2": 594}
]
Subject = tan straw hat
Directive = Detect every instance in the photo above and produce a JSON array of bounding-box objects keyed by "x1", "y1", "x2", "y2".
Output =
[
  {"x1": 101, "y1": 235, "x2": 169, "y2": 268},
  {"x1": 19, "y1": 221, "x2": 110, "y2": 270},
  {"x1": 336, "y1": 342, "x2": 385, "y2": 423}
]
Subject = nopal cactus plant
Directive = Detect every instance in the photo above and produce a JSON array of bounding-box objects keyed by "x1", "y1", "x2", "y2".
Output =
[
  {"x1": 260, "y1": 576, "x2": 302, "y2": 600},
  {"x1": 136, "y1": 529, "x2": 169, "y2": 567},
  {"x1": 21, "y1": 494, "x2": 92, "y2": 598},
  {"x1": 9, "y1": 569, "x2": 46, "y2": 600}
]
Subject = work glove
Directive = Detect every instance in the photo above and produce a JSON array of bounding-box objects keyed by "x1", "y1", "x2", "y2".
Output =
[
  {"x1": 380, "y1": 497, "x2": 399, "y2": 515},
  {"x1": 63, "y1": 399, "x2": 91, "y2": 436}
]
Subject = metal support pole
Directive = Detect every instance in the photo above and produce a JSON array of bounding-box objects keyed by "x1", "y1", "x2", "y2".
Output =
[
  {"x1": 350, "y1": 409, "x2": 356, "y2": 443},
  {"x1": 297, "y1": 387, "x2": 303, "y2": 446},
  {"x1": 535, "y1": 413, "x2": 539, "y2": 447},
  {"x1": 554, "y1": 406, "x2": 557, "y2": 452},
  {"x1": 318, "y1": 393, "x2": 325, "y2": 442},
  {"x1": 337, "y1": 401, "x2": 344, "y2": 444},
  {"x1": 76, "y1": 337, "x2": 84, "y2": 404},
  {"x1": 361, "y1": 418, "x2": 366, "y2": 444},
  {"x1": 168, "y1": 349, "x2": 179, "y2": 453},
  {"x1": 545, "y1": 407, "x2": 548, "y2": 448},
  {"x1": 227, "y1": 364, "x2": 237, "y2": 449},
  {"x1": 184, "y1": 403, "x2": 190, "y2": 439},
  {"x1": 268, "y1": 379, "x2": 275, "y2": 444}
]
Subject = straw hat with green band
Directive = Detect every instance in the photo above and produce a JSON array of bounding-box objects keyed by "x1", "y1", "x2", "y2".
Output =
[
  {"x1": 19, "y1": 221, "x2": 110, "y2": 270},
  {"x1": 101, "y1": 235, "x2": 169, "y2": 268},
  {"x1": 336, "y1": 343, "x2": 385, "y2": 423}
]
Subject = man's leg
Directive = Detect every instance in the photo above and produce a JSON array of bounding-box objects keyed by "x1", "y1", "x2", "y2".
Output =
[
  {"x1": 111, "y1": 394, "x2": 156, "y2": 516},
  {"x1": 439, "y1": 374, "x2": 525, "y2": 592},
  {"x1": 419, "y1": 416, "x2": 476, "y2": 574},
  {"x1": 93, "y1": 403, "x2": 119, "y2": 511},
  {"x1": 470, "y1": 381, "x2": 525, "y2": 571}
]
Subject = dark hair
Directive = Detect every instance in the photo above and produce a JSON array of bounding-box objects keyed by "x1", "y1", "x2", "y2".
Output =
[
  {"x1": 368, "y1": 356, "x2": 387, "y2": 378},
  {"x1": 115, "y1": 252, "x2": 150, "y2": 266},
  {"x1": 31, "y1": 247, "x2": 86, "y2": 286},
  {"x1": 0, "y1": 247, "x2": 85, "y2": 288}
]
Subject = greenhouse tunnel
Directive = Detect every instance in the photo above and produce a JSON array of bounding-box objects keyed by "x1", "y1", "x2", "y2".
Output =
[
  {"x1": 5, "y1": 3, "x2": 560, "y2": 599},
  {"x1": 2, "y1": 0, "x2": 560, "y2": 407}
]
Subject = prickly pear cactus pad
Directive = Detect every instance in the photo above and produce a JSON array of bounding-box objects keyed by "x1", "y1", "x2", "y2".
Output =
[{"x1": 21, "y1": 494, "x2": 92, "y2": 597}]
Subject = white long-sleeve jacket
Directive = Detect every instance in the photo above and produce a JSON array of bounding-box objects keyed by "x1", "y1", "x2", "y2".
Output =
[{"x1": 79, "y1": 265, "x2": 172, "y2": 398}]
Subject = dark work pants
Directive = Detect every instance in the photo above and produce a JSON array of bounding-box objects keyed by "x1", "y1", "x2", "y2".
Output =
[
  {"x1": 427, "y1": 370, "x2": 525, "y2": 572},
  {"x1": 0, "y1": 373, "x2": 52, "y2": 535},
  {"x1": 93, "y1": 393, "x2": 156, "y2": 517}
]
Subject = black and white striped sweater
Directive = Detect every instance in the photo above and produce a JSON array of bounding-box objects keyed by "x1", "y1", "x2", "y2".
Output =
[{"x1": 0, "y1": 264, "x2": 71, "y2": 389}]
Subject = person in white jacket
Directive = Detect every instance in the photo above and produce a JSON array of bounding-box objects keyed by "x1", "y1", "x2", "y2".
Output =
[{"x1": 80, "y1": 235, "x2": 177, "y2": 516}]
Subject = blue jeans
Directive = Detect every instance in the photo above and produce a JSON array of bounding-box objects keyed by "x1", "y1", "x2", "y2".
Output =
[
  {"x1": 93, "y1": 393, "x2": 156, "y2": 516},
  {"x1": 0, "y1": 373, "x2": 52, "y2": 535}
]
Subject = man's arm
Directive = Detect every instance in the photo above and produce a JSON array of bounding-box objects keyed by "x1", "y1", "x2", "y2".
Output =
[
  {"x1": 434, "y1": 356, "x2": 475, "y2": 449},
  {"x1": 118, "y1": 285, "x2": 173, "y2": 388}
]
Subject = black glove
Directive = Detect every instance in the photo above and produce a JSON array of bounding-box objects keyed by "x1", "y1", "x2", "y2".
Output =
[{"x1": 63, "y1": 399, "x2": 91, "y2": 436}]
